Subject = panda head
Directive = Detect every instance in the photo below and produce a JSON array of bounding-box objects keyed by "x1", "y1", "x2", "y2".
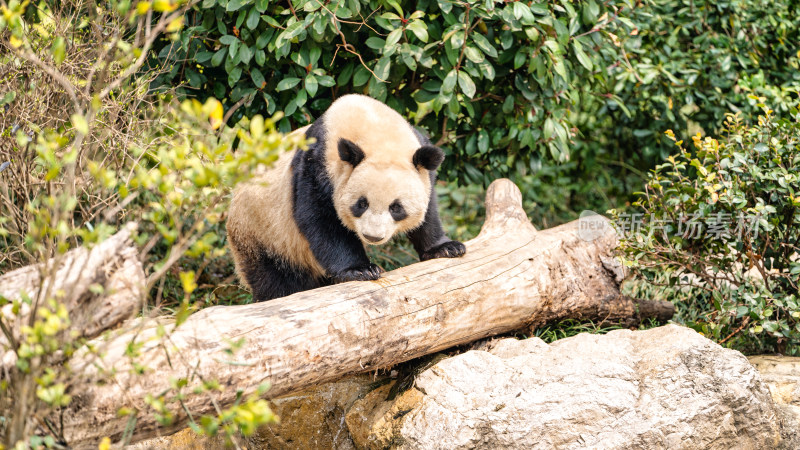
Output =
[
  {"x1": 333, "y1": 139, "x2": 444, "y2": 245},
  {"x1": 318, "y1": 95, "x2": 445, "y2": 246}
]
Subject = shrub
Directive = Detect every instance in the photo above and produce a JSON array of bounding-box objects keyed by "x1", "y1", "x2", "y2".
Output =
[
  {"x1": 618, "y1": 103, "x2": 800, "y2": 354},
  {"x1": 586, "y1": 0, "x2": 800, "y2": 175},
  {"x1": 0, "y1": 0, "x2": 287, "y2": 445},
  {"x1": 153, "y1": 0, "x2": 637, "y2": 186}
]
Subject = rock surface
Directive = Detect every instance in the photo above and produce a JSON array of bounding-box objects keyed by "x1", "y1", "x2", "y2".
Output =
[
  {"x1": 748, "y1": 355, "x2": 800, "y2": 449},
  {"x1": 129, "y1": 375, "x2": 384, "y2": 450},
  {"x1": 348, "y1": 324, "x2": 781, "y2": 449},
  {"x1": 132, "y1": 325, "x2": 789, "y2": 449}
]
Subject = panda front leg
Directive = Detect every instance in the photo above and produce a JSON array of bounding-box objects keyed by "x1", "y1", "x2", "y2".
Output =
[
  {"x1": 407, "y1": 186, "x2": 467, "y2": 261},
  {"x1": 296, "y1": 206, "x2": 383, "y2": 283},
  {"x1": 308, "y1": 225, "x2": 383, "y2": 282}
]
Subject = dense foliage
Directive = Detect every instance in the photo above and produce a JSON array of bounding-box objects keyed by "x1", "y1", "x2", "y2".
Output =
[
  {"x1": 619, "y1": 104, "x2": 800, "y2": 354},
  {"x1": 154, "y1": 0, "x2": 636, "y2": 187},
  {"x1": 0, "y1": 0, "x2": 283, "y2": 445},
  {"x1": 588, "y1": 0, "x2": 800, "y2": 177},
  {"x1": 155, "y1": 0, "x2": 800, "y2": 222}
]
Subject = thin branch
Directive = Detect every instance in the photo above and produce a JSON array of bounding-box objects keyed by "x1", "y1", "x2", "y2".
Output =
[
  {"x1": 719, "y1": 317, "x2": 750, "y2": 345},
  {"x1": 11, "y1": 46, "x2": 82, "y2": 113},
  {"x1": 315, "y1": 0, "x2": 387, "y2": 82},
  {"x1": 620, "y1": 46, "x2": 644, "y2": 84},
  {"x1": 217, "y1": 96, "x2": 249, "y2": 137},
  {"x1": 98, "y1": 3, "x2": 197, "y2": 100}
]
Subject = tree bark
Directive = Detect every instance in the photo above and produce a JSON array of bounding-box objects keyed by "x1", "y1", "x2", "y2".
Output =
[
  {"x1": 0, "y1": 223, "x2": 145, "y2": 369},
  {"x1": 59, "y1": 179, "x2": 673, "y2": 448}
]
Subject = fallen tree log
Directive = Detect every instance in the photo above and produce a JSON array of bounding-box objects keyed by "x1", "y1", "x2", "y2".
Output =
[
  {"x1": 0, "y1": 223, "x2": 145, "y2": 369},
  {"x1": 61, "y1": 179, "x2": 673, "y2": 447}
]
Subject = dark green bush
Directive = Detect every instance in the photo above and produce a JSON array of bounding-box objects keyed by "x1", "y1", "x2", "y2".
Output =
[
  {"x1": 155, "y1": 0, "x2": 800, "y2": 226},
  {"x1": 153, "y1": 0, "x2": 636, "y2": 186},
  {"x1": 586, "y1": 0, "x2": 800, "y2": 172},
  {"x1": 619, "y1": 104, "x2": 800, "y2": 354}
]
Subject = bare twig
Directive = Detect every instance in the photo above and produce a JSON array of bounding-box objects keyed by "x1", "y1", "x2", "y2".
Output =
[{"x1": 98, "y1": 3, "x2": 197, "y2": 100}]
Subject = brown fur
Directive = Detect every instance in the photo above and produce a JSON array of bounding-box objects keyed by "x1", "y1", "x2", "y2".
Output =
[{"x1": 227, "y1": 126, "x2": 325, "y2": 283}]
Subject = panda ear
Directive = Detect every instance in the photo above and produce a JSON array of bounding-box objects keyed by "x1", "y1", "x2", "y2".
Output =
[
  {"x1": 413, "y1": 145, "x2": 445, "y2": 171},
  {"x1": 338, "y1": 138, "x2": 365, "y2": 168}
]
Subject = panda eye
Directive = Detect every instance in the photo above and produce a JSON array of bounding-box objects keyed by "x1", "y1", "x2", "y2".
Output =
[
  {"x1": 389, "y1": 200, "x2": 408, "y2": 221},
  {"x1": 351, "y1": 196, "x2": 369, "y2": 218}
]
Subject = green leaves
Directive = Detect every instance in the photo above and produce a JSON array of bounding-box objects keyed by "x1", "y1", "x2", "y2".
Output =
[
  {"x1": 441, "y1": 70, "x2": 457, "y2": 94},
  {"x1": 219, "y1": 34, "x2": 237, "y2": 45},
  {"x1": 276, "y1": 77, "x2": 301, "y2": 91},
  {"x1": 385, "y1": 28, "x2": 402, "y2": 49},
  {"x1": 470, "y1": 33, "x2": 497, "y2": 58},
  {"x1": 406, "y1": 20, "x2": 428, "y2": 42},
  {"x1": 71, "y1": 114, "x2": 89, "y2": 135},
  {"x1": 622, "y1": 106, "x2": 800, "y2": 354},
  {"x1": 457, "y1": 71, "x2": 476, "y2": 98},
  {"x1": 157, "y1": 0, "x2": 642, "y2": 185},
  {"x1": 572, "y1": 40, "x2": 592, "y2": 71},
  {"x1": 250, "y1": 68, "x2": 265, "y2": 88},
  {"x1": 51, "y1": 37, "x2": 66, "y2": 65},
  {"x1": 246, "y1": 7, "x2": 261, "y2": 29},
  {"x1": 276, "y1": 21, "x2": 305, "y2": 47},
  {"x1": 227, "y1": 66, "x2": 242, "y2": 86},
  {"x1": 304, "y1": 74, "x2": 318, "y2": 96},
  {"x1": 373, "y1": 57, "x2": 391, "y2": 81},
  {"x1": 210, "y1": 48, "x2": 226, "y2": 66}
]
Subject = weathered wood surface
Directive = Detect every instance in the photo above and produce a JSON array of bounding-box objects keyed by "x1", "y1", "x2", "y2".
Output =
[
  {"x1": 61, "y1": 179, "x2": 673, "y2": 447},
  {"x1": 0, "y1": 223, "x2": 144, "y2": 369}
]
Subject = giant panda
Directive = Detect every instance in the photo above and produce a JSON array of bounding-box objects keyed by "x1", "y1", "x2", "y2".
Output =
[{"x1": 226, "y1": 94, "x2": 466, "y2": 301}]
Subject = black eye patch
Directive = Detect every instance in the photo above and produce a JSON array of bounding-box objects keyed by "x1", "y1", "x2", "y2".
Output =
[
  {"x1": 389, "y1": 200, "x2": 407, "y2": 221},
  {"x1": 351, "y1": 196, "x2": 369, "y2": 218}
]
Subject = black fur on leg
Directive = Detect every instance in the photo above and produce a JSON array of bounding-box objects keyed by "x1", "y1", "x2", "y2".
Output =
[
  {"x1": 407, "y1": 169, "x2": 466, "y2": 261},
  {"x1": 419, "y1": 240, "x2": 466, "y2": 261},
  {"x1": 292, "y1": 120, "x2": 379, "y2": 280},
  {"x1": 238, "y1": 242, "x2": 329, "y2": 302}
]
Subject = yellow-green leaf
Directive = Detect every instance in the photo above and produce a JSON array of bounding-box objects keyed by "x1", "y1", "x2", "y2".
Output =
[
  {"x1": 180, "y1": 270, "x2": 197, "y2": 294},
  {"x1": 71, "y1": 114, "x2": 89, "y2": 135},
  {"x1": 52, "y1": 37, "x2": 66, "y2": 65},
  {"x1": 136, "y1": 1, "x2": 151, "y2": 14}
]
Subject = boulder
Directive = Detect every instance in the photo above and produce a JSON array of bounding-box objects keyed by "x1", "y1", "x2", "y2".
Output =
[
  {"x1": 249, "y1": 375, "x2": 382, "y2": 449},
  {"x1": 133, "y1": 325, "x2": 790, "y2": 449},
  {"x1": 347, "y1": 324, "x2": 782, "y2": 449},
  {"x1": 748, "y1": 355, "x2": 800, "y2": 449},
  {"x1": 748, "y1": 355, "x2": 800, "y2": 407}
]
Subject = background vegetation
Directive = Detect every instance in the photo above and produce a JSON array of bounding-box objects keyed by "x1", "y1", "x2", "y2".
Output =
[
  {"x1": 154, "y1": 0, "x2": 799, "y2": 223},
  {"x1": 620, "y1": 105, "x2": 800, "y2": 355},
  {"x1": 0, "y1": 0, "x2": 798, "y2": 446}
]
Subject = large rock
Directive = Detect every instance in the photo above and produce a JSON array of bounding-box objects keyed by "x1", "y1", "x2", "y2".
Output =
[
  {"x1": 748, "y1": 355, "x2": 800, "y2": 449},
  {"x1": 249, "y1": 375, "x2": 382, "y2": 449},
  {"x1": 347, "y1": 324, "x2": 782, "y2": 449},
  {"x1": 132, "y1": 325, "x2": 789, "y2": 449},
  {"x1": 748, "y1": 355, "x2": 800, "y2": 408}
]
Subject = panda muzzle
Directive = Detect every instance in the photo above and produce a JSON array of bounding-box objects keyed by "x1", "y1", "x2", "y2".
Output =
[{"x1": 363, "y1": 234, "x2": 384, "y2": 243}]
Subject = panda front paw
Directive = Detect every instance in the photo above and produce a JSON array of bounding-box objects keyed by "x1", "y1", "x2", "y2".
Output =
[
  {"x1": 420, "y1": 240, "x2": 466, "y2": 261},
  {"x1": 334, "y1": 263, "x2": 384, "y2": 282}
]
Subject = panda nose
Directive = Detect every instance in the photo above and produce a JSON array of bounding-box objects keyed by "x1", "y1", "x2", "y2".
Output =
[{"x1": 363, "y1": 234, "x2": 383, "y2": 243}]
